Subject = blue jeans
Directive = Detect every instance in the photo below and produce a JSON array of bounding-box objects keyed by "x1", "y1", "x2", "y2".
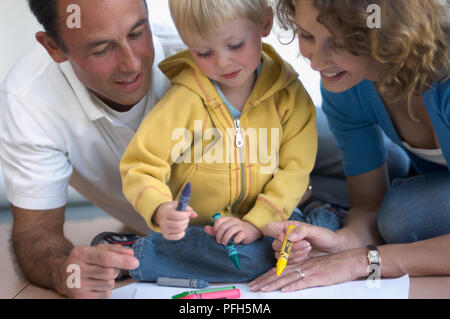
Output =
[
  {"x1": 377, "y1": 173, "x2": 450, "y2": 244},
  {"x1": 130, "y1": 205, "x2": 347, "y2": 283}
]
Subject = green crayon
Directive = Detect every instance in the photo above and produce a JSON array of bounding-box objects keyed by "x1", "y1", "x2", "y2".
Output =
[
  {"x1": 212, "y1": 213, "x2": 241, "y2": 270},
  {"x1": 172, "y1": 286, "x2": 236, "y2": 299}
]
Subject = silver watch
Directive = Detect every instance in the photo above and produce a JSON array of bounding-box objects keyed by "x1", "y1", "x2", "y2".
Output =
[{"x1": 367, "y1": 245, "x2": 381, "y2": 265}]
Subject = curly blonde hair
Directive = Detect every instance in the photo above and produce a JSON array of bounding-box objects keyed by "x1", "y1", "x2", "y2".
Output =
[{"x1": 276, "y1": 0, "x2": 449, "y2": 120}]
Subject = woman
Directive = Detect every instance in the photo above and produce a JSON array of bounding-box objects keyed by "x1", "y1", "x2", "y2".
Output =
[{"x1": 250, "y1": 0, "x2": 449, "y2": 292}]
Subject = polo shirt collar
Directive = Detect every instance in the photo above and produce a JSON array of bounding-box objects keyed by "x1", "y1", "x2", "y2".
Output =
[{"x1": 58, "y1": 60, "x2": 106, "y2": 122}]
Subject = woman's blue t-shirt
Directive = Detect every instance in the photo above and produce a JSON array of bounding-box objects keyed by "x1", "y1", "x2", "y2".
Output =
[{"x1": 321, "y1": 78, "x2": 450, "y2": 176}]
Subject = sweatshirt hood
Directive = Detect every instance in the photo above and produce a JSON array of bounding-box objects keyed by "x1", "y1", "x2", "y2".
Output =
[{"x1": 158, "y1": 43, "x2": 299, "y2": 108}]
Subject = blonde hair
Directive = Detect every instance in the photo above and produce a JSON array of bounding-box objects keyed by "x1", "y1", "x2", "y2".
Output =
[
  {"x1": 276, "y1": 0, "x2": 449, "y2": 120},
  {"x1": 169, "y1": 0, "x2": 271, "y2": 40}
]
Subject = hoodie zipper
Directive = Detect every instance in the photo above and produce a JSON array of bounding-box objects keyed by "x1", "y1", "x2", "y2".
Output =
[{"x1": 231, "y1": 119, "x2": 246, "y2": 214}]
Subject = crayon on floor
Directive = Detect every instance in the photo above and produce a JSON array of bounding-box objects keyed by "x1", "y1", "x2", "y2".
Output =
[
  {"x1": 172, "y1": 286, "x2": 236, "y2": 299},
  {"x1": 157, "y1": 277, "x2": 209, "y2": 289},
  {"x1": 179, "y1": 288, "x2": 241, "y2": 299}
]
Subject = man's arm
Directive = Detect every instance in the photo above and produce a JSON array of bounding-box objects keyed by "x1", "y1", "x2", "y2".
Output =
[
  {"x1": 11, "y1": 205, "x2": 73, "y2": 292},
  {"x1": 11, "y1": 204, "x2": 140, "y2": 298}
]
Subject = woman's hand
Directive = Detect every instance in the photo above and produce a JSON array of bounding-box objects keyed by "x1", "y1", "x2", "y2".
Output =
[
  {"x1": 263, "y1": 221, "x2": 342, "y2": 263},
  {"x1": 249, "y1": 247, "x2": 369, "y2": 292}
]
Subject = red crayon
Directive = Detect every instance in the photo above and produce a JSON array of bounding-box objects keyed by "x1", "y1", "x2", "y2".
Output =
[{"x1": 180, "y1": 288, "x2": 241, "y2": 299}]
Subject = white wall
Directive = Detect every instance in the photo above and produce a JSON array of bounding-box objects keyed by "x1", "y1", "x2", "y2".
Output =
[{"x1": 0, "y1": 0, "x2": 41, "y2": 84}]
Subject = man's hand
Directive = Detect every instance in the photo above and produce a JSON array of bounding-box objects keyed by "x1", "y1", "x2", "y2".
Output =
[
  {"x1": 152, "y1": 202, "x2": 198, "y2": 240},
  {"x1": 57, "y1": 244, "x2": 139, "y2": 299},
  {"x1": 204, "y1": 216, "x2": 262, "y2": 245},
  {"x1": 10, "y1": 204, "x2": 139, "y2": 299}
]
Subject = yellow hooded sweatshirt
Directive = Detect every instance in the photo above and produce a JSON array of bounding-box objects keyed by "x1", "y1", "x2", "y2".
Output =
[{"x1": 120, "y1": 44, "x2": 317, "y2": 233}]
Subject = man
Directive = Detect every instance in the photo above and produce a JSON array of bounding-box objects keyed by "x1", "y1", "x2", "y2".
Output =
[{"x1": 0, "y1": 0, "x2": 183, "y2": 298}]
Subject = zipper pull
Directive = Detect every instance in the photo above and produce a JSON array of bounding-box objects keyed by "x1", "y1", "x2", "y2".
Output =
[{"x1": 234, "y1": 119, "x2": 244, "y2": 148}]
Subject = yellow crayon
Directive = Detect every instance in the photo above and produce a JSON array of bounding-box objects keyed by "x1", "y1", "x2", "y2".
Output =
[{"x1": 276, "y1": 225, "x2": 297, "y2": 276}]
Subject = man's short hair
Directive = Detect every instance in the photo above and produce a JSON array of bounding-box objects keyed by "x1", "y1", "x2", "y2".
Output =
[
  {"x1": 28, "y1": 0, "x2": 67, "y2": 51},
  {"x1": 28, "y1": 0, "x2": 149, "y2": 52}
]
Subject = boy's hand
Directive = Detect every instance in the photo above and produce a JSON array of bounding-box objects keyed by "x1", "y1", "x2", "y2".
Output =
[
  {"x1": 153, "y1": 202, "x2": 198, "y2": 240},
  {"x1": 204, "y1": 216, "x2": 262, "y2": 245}
]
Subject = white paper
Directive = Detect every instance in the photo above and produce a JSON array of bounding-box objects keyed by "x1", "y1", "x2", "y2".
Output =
[{"x1": 110, "y1": 275, "x2": 409, "y2": 299}]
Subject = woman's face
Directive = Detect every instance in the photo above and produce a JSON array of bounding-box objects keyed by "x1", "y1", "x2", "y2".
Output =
[{"x1": 295, "y1": 0, "x2": 382, "y2": 92}]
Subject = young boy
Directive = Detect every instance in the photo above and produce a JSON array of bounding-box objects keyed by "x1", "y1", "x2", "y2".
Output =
[{"x1": 115, "y1": 0, "x2": 340, "y2": 282}]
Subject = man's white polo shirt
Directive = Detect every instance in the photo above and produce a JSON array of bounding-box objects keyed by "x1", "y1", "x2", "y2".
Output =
[{"x1": 0, "y1": 36, "x2": 172, "y2": 235}]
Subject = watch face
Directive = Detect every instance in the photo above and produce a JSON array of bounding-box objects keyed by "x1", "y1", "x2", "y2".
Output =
[{"x1": 369, "y1": 251, "x2": 378, "y2": 263}]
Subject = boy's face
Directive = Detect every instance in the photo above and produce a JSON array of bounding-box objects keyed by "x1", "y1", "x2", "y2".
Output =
[{"x1": 183, "y1": 16, "x2": 272, "y2": 91}]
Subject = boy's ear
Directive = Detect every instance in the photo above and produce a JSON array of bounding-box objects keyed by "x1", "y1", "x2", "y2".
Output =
[
  {"x1": 35, "y1": 31, "x2": 69, "y2": 63},
  {"x1": 262, "y1": 7, "x2": 274, "y2": 37}
]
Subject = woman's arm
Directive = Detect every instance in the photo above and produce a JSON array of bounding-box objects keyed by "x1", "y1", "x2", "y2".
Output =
[
  {"x1": 380, "y1": 234, "x2": 450, "y2": 278},
  {"x1": 335, "y1": 164, "x2": 389, "y2": 251}
]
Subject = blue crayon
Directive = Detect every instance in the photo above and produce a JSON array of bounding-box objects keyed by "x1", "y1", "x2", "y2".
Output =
[
  {"x1": 212, "y1": 212, "x2": 241, "y2": 270},
  {"x1": 176, "y1": 183, "x2": 191, "y2": 211}
]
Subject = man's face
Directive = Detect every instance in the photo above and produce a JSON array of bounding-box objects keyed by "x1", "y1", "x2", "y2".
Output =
[{"x1": 58, "y1": 0, "x2": 154, "y2": 110}]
